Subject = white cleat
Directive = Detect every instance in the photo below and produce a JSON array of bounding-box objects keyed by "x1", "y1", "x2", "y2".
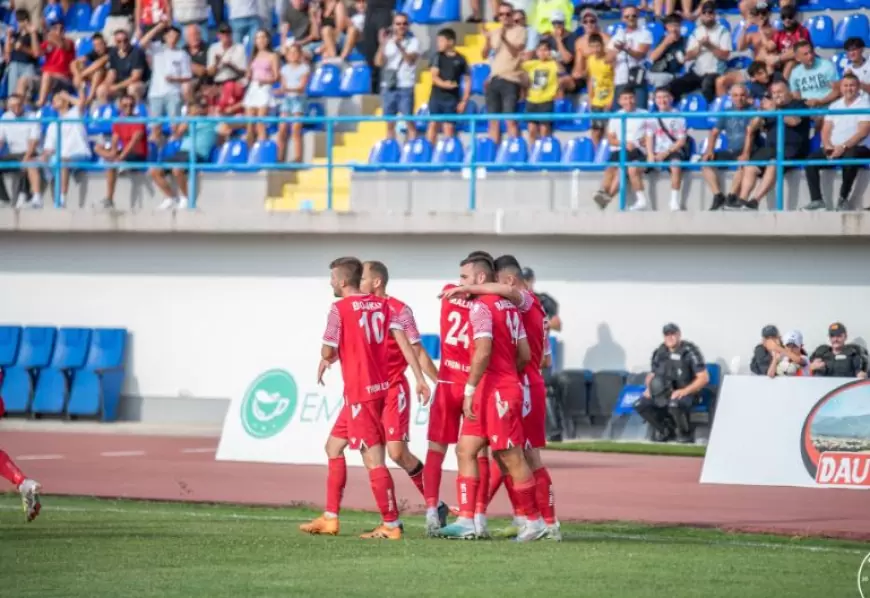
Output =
[
  {"x1": 474, "y1": 515, "x2": 490, "y2": 539},
  {"x1": 546, "y1": 522, "x2": 563, "y2": 542},
  {"x1": 515, "y1": 518, "x2": 548, "y2": 543},
  {"x1": 19, "y1": 479, "x2": 42, "y2": 522},
  {"x1": 425, "y1": 512, "x2": 442, "y2": 537}
]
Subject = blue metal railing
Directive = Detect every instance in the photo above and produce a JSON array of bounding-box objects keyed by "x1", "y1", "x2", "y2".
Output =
[{"x1": 4, "y1": 107, "x2": 869, "y2": 211}]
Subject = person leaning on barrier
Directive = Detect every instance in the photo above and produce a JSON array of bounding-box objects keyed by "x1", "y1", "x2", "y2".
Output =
[
  {"x1": 808, "y1": 322, "x2": 869, "y2": 379},
  {"x1": 634, "y1": 323, "x2": 709, "y2": 443},
  {"x1": 0, "y1": 93, "x2": 43, "y2": 209}
]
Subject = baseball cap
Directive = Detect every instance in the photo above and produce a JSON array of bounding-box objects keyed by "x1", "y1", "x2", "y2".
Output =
[
  {"x1": 829, "y1": 322, "x2": 847, "y2": 337},
  {"x1": 662, "y1": 323, "x2": 680, "y2": 335},
  {"x1": 783, "y1": 330, "x2": 804, "y2": 346},
  {"x1": 761, "y1": 325, "x2": 779, "y2": 339},
  {"x1": 780, "y1": 4, "x2": 797, "y2": 19},
  {"x1": 520, "y1": 267, "x2": 535, "y2": 281},
  {"x1": 580, "y1": 9, "x2": 597, "y2": 20},
  {"x1": 218, "y1": 22, "x2": 233, "y2": 33},
  {"x1": 550, "y1": 9, "x2": 566, "y2": 23}
]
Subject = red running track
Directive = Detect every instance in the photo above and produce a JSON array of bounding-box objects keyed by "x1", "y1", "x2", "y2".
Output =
[{"x1": 2, "y1": 430, "x2": 868, "y2": 540}]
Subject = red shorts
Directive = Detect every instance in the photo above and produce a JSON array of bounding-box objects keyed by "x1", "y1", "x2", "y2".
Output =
[
  {"x1": 428, "y1": 380, "x2": 464, "y2": 444},
  {"x1": 330, "y1": 397, "x2": 386, "y2": 450},
  {"x1": 522, "y1": 380, "x2": 547, "y2": 449},
  {"x1": 459, "y1": 384, "x2": 487, "y2": 439},
  {"x1": 484, "y1": 383, "x2": 525, "y2": 452},
  {"x1": 382, "y1": 377, "x2": 410, "y2": 442}
]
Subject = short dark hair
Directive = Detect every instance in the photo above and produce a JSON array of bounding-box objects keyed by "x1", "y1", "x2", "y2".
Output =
[
  {"x1": 363, "y1": 260, "x2": 389, "y2": 286},
  {"x1": 460, "y1": 252, "x2": 495, "y2": 276},
  {"x1": 845, "y1": 36, "x2": 866, "y2": 51},
  {"x1": 329, "y1": 257, "x2": 363, "y2": 288},
  {"x1": 619, "y1": 87, "x2": 635, "y2": 97},
  {"x1": 437, "y1": 27, "x2": 456, "y2": 42},
  {"x1": 664, "y1": 13, "x2": 682, "y2": 25},
  {"x1": 842, "y1": 72, "x2": 860, "y2": 84},
  {"x1": 654, "y1": 85, "x2": 673, "y2": 96},
  {"x1": 15, "y1": 9, "x2": 29, "y2": 21},
  {"x1": 92, "y1": 32, "x2": 104, "y2": 41},
  {"x1": 747, "y1": 60, "x2": 767, "y2": 78},
  {"x1": 794, "y1": 40, "x2": 813, "y2": 53},
  {"x1": 588, "y1": 32, "x2": 603, "y2": 45},
  {"x1": 537, "y1": 39, "x2": 550, "y2": 49},
  {"x1": 494, "y1": 255, "x2": 522, "y2": 276}
]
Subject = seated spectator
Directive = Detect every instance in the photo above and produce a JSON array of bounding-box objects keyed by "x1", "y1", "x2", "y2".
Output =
[
  {"x1": 541, "y1": 11, "x2": 579, "y2": 94},
  {"x1": 523, "y1": 40, "x2": 559, "y2": 142},
  {"x1": 93, "y1": 93, "x2": 148, "y2": 210},
  {"x1": 276, "y1": 43, "x2": 311, "y2": 162},
  {"x1": 242, "y1": 29, "x2": 280, "y2": 148},
  {"x1": 213, "y1": 80, "x2": 248, "y2": 142},
  {"x1": 571, "y1": 10, "x2": 610, "y2": 91},
  {"x1": 340, "y1": 0, "x2": 366, "y2": 62},
  {"x1": 36, "y1": 21, "x2": 77, "y2": 108},
  {"x1": 809, "y1": 323, "x2": 868, "y2": 378},
  {"x1": 746, "y1": 60, "x2": 771, "y2": 101},
  {"x1": 607, "y1": 6, "x2": 651, "y2": 109},
  {"x1": 775, "y1": 330, "x2": 809, "y2": 377},
  {"x1": 647, "y1": 14, "x2": 685, "y2": 90},
  {"x1": 750, "y1": 324, "x2": 780, "y2": 375},
  {"x1": 186, "y1": 23, "x2": 211, "y2": 95},
  {"x1": 426, "y1": 28, "x2": 470, "y2": 145},
  {"x1": 584, "y1": 33, "x2": 615, "y2": 147},
  {"x1": 279, "y1": 0, "x2": 319, "y2": 59},
  {"x1": 592, "y1": 88, "x2": 650, "y2": 211},
  {"x1": 228, "y1": 0, "x2": 264, "y2": 46},
  {"x1": 750, "y1": 325, "x2": 806, "y2": 377},
  {"x1": 72, "y1": 33, "x2": 110, "y2": 104},
  {"x1": 789, "y1": 41, "x2": 840, "y2": 109},
  {"x1": 668, "y1": 2, "x2": 730, "y2": 103},
  {"x1": 4, "y1": 11, "x2": 42, "y2": 103},
  {"x1": 702, "y1": 83, "x2": 758, "y2": 210},
  {"x1": 529, "y1": 0, "x2": 574, "y2": 37},
  {"x1": 148, "y1": 24, "x2": 193, "y2": 142},
  {"x1": 376, "y1": 12, "x2": 420, "y2": 140},
  {"x1": 100, "y1": 28, "x2": 148, "y2": 101},
  {"x1": 654, "y1": 0, "x2": 699, "y2": 22},
  {"x1": 735, "y1": 2, "x2": 775, "y2": 67},
  {"x1": 802, "y1": 74, "x2": 870, "y2": 212},
  {"x1": 767, "y1": 5, "x2": 809, "y2": 80},
  {"x1": 730, "y1": 80, "x2": 810, "y2": 210},
  {"x1": 150, "y1": 100, "x2": 218, "y2": 211},
  {"x1": 314, "y1": 0, "x2": 349, "y2": 60},
  {"x1": 634, "y1": 323, "x2": 708, "y2": 443},
  {"x1": 843, "y1": 38, "x2": 870, "y2": 95},
  {"x1": 0, "y1": 94, "x2": 42, "y2": 209},
  {"x1": 41, "y1": 91, "x2": 92, "y2": 208},
  {"x1": 645, "y1": 87, "x2": 688, "y2": 212}
]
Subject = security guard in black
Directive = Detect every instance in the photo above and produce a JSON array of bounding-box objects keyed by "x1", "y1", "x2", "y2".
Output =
[{"x1": 809, "y1": 322, "x2": 868, "y2": 378}]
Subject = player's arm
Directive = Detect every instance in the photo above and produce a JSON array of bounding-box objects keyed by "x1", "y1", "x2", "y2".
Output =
[
  {"x1": 416, "y1": 344, "x2": 439, "y2": 384},
  {"x1": 444, "y1": 282, "x2": 523, "y2": 307},
  {"x1": 514, "y1": 313, "x2": 530, "y2": 372},
  {"x1": 391, "y1": 327, "x2": 431, "y2": 405},
  {"x1": 541, "y1": 318, "x2": 553, "y2": 369},
  {"x1": 392, "y1": 304, "x2": 435, "y2": 394},
  {"x1": 318, "y1": 304, "x2": 341, "y2": 385},
  {"x1": 465, "y1": 301, "x2": 493, "y2": 420}
]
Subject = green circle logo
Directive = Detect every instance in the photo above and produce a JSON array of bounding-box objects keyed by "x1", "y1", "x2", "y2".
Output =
[{"x1": 240, "y1": 369, "x2": 298, "y2": 439}]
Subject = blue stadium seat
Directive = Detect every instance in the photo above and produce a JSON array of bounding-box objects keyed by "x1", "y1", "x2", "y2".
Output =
[
  {"x1": 307, "y1": 63, "x2": 342, "y2": 97},
  {"x1": 552, "y1": 97, "x2": 574, "y2": 131},
  {"x1": 76, "y1": 36, "x2": 94, "y2": 58},
  {"x1": 367, "y1": 138, "x2": 401, "y2": 167},
  {"x1": 680, "y1": 20, "x2": 695, "y2": 38},
  {"x1": 86, "y1": 102, "x2": 118, "y2": 136},
  {"x1": 429, "y1": 0, "x2": 460, "y2": 23},
  {"x1": 69, "y1": 2, "x2": 92, "y2": 31},
  {"x1": 420, "y1": 333, "x2": 440, "y2": 360},
  {"x1": 160, "y1": 138, "x2": 183, "y2": 161},
  {"x1": 706, "y1": 363, "x2": 722, "y2": 388},
  {"x1": 594, "y1": 141, "x2": 611, "y2": 165},
  {"x1": 731, "y1": 20, "x2": 753, "y2": 48},
  {"x1": 727, "y1": 56, "x2": 752, "y2": 71},
  {"x1": 678, "y1": 92, "x2": 709, "y2": 130},
  {"x1": 1, "y1": 327, "x2": 57, "y2": 414},
  {"x1": 404, "y1": 0, "x2": 433, "y2": 23},
  {"x1": 707, "y1": 94, "x2": 733, "y2": 128},
  {"x1": 432, "y1": 136, "x2": 464, "y2": 170},
  {"x1": 494, "y1": 136, "x2": 529, "y2": 168},
  {"x1": 67, "y1": 328, "x2": 127, "y2": 421},
  {"x1": 717, "y1": 16, "x2": 731, "y2": 31},
  {"x1": 835, "y1": 14, "x2": 870, "y2": 46},
  {"x1": 0, "y1": 326, "x2": 22, "y2": 366},
  {"x1": 804, "y1": 15, "x2": 835, "y2": 48},
  {"x1": 612, "y1": 384, "x2": 645, "y2": 416},
  {"x1": 562, "y1": 136, "x2": 597, "y2": 169},
  {"x1": 470, "y1": 64, "x2": 490, "y2": 95},
  {"x1": 529, "y1": 135, "x2": 562, "y2": 164},
  {"x1": 399, "y1": 137, "x2": 434, "y2": 165},
  {"x1": 697, "y1": 131, "x2": 728, "y2": 156},
  {"x1": 302, "y1": 101, "x2": 326, "y2": 131},
  {"x1": 832, "y1": 51, "x2": 849, "y2": 76},
  {"x1": 339, "y1": 63, "x2": 371, "y2": 96},
  {"x1": 466, "y1": 136, "x2": 498, "y2": 164},
  {"x1": 548, "y1": 336, "x2": 560, "y2": 372},
  {"x1": 0, "y1": 73, "x2": 8, "y2": 101},
  {"x1": 589, "y1": 370, "x2": 628, "y2": 417},
  {"x1": 216, "y1": 139, "x2": 249, "y2": 165},
  {"x1": 248, "y1": 140, "x2": 279, "y2": 166},
  {"x1": 44, "y1": 2, "x2": 65, "y2": 26},
  {"x1": 646, "y1": 20, "x2": 664, "y2": 47},
  {"x1": 567, "y1": 100, "x2": 593, "y2": 132},
  {"x1": 414, "y1": 104, "x2": 431, "y2": 132},
  {"x1": 605, "y1": 22, "x2": 626, "y2": 37},
  {"x1": 31, "y1": 328, "x2": 92, "y2": 416},
  {"x1": 456, "y1": 99, "x2": 479, "y2": 133}
]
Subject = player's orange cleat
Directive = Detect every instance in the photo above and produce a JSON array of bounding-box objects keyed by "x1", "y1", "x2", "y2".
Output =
[
  {"x1": 359, "y1": 524, "x2": 403, "y2": 540},
  {"x1": 299, "y1": 516, "x2": 340, "y2": 536}
]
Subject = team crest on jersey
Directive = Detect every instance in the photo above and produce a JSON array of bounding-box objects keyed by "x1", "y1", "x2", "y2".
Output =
[
  {"x1": 491, "y1": 435, "x2": 498, "y2": 444},
  {"x1": 525, "y1": 439, "x2": 532, "y2": 450},
  {"x1": 496, "y1": 395, "x2": 509, "y2": 418},
  {"x1": 389, "y1": 427, "x2": 394, "y2": 435},
  {"x1": 507, "y1": 439, "x2": 514, "y2": 449},
  {"x1": 351, "y1": 404, "x2": 362, "y2": 418},
  {"x1": 398, "y1": 387, "x2": 407, "y2": 413}
]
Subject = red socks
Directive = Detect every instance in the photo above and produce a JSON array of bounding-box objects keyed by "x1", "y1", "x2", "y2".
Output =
[
  {"x1": 423, "y1": 449, "x2": 445, "y2": 509},
  {"x1": 0, "y1": 450, "x2": 24, "y2": 487},
  {"x1": 456, "y1": 475, "x2": 479, "y2": 519},
  {"x1": 325, "y1": 456, "x2": 347, "y2": 515},
  {"x1": 474, "y1": 456, "x2": 489, "y2": 515},
  {"x1": 487, "y1": 459, "x2": 504, "y2": 507},
  {"x1": 504, "y1": 474, "x2": 525, "y2": 518},
  {"x1": 533, "y1": 468, "x2": 556, "y2": 525},
  {"x1": 512, "y1": 477, "x2": 541, "y2": 521},
  {"x1": 408, "y1": 460, "x2": 426, "y2": 499},
  {"x1": 369, "y1": 466, "x2": 399, "y2": 523}
]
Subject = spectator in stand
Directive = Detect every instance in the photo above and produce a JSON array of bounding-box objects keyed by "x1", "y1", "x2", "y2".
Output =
[
  {"x1": 739, "y1": 0, "x2": 795, "y2": 24},
  {"x1": 279, "y1": 0, "x2": 319, "y2": 59},
  {"x1": 734, "y1": 1, "x2": 775, "y2": 69},
  {"x1": 101, "y1": 28, "x2": 148, "y2": 100},
  {"x1": 4, "y1": 11, "x2": 42, "y2": 103},
  {"x1": 148, "y1": 24, "x2": 194, "y2": 142},
  {"x1": 809, "y1": 323, "x2": 868, "y2": 378},
  {"x1": 186, "y1": 23, "x2": 211, "y2": 95},
  {"x1": 530, "y1": 0, "x2": 574, "y2": 37},
  {"x1": 542, "y1": 11, "x2": 579, "y2": 95},
  {"x1": 0, "y1": 94, "x2": 42, "y2": 209},
  {"x1": 208, "y1": 22, "x2": 248, "y2": 85},
  {"x1": 607, "y1": 5, "x2": 651, "y2": 110},
  {"x1": 843, "y1": 38, "x2": 870, "y2": 95},
  {"x1": 315, "y1": 0, "x2": 350, "y2": 61},
  {"x1": 93, "y1": 93, "x2": 148, "y2": 210},
  {"x1": 340, "y1": 0, "x2": 366, "y2": 62},
  {"x1": 41, "y1": 91, "x2": 92, "y2": 208},
  {"x1": 584, "y1": 32, "x2": 615, "y2": 147},
  {"x1": 593, "y1": 87, "x2": 650, "y2": 211},
  {"x1": 242, "y1": 29, "x2": 280, "y2": 147},
  {"x1": 750, "y1": 326, "x2": 807, "y2": 377},
  {"x1": 213, "y1": 78, "x2": 247, "y2": 141},
  {"x1": 668, "y1": 2, "x2": 730, "y2": 103},
  {"x1": 523, "y1": 40, "x2": 560, "y2": 143},
  {"x1": 484, "y1": 2, "x2": 527, "y2": 145},
  {"x1": 14, "y1": 0, "x2": 42, "y2": 27},
  {"x1": 426, "y1": 28, "x2": 470, "y2": 145},
  {"x1": 375, "y1": 12, "x2": 420, "y2": 141},
  {"x1": 227, "y1": 0, "x2": 263, "y2": 45},
  {"x1": 768, "y1": 5, "x2": 809, "y2": 80},
  {"x1": 647, "y1": 13, "x2": 685, "y2": 90},
  {"x1": 512, "y1": 9, "x2": 537, "y2": 62},
  {"x1": 72, "y1": 33, "x2": 110, "y2": 105},
  {"x1": 276, "y1": 42, "x2": 310, "y2": 162},
  {"x1": 802, "y1": 74, "x2": 870, "y2": 212},
  {"x1": 645, "y1": 87, "x2": 688, "y2": 212},
  {"x1": 731, "y1": 80, "x2": 810, "y2": 211},
  {"x1": 36, "y1": 22, "x2": 77, "y2": 108},
  {"x1": 151, "y1": 100, "x2": 218, "y2": 211},
  {"x1": 570, "y1": 10, "x2": 610, "y2": 91},
  {"x1": 105, "y1": 0, "x2": 135, "y2": 44},
  {"x1": 702, "y1": 83, "x2": 758, "y2": 211},
  {"x1": 134, "y1": 0, "x2": 171, "y2": 39},
  {"x1": 654, "y1": 0, "x2": 699, "y2": 22},
  {"x1": 789, "y1": 41, "x2": 840, "y2": 109},
  {"x1": 173, "y1": 0, "x2": 210, "y2": 40},
  {"x1": 362, "y1": 0, "x2": 393, "y2": 92},
  {"x1": 746, "y1": 60, "x2": 771, "y2": 100}
]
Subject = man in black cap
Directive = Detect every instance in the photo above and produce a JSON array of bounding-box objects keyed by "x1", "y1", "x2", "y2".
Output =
[
  {"x1": 634, "y1": 323, "x2": 709, "y2": 443},
  {"x1": 520, "y1": 267, "x2": 561, "y2": 332},
  {"x1": 750, "y1": 324, "x2": 805, "y2": 377},
  {"x1": 809, "y1": 323, "x2": 869, "y2": 378}
]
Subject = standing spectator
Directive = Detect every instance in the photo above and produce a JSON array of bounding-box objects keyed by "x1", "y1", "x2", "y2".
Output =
[
  {"x1": 72, "y1": 33, "x2": 110, "y2": 105},
  {"x1": 593, "y1": 87, "x2": 650, "y2": 211},
  {"x1": 842, "y1": 37, "x2": 870, "y2": 95},
  {"x1": 731, "y1": 80, "x2": 810, "y2": 211},
  {"x1": 802, "y1": 74, "x2": 870, "y2": 212},
  {"x1": 208, "y1": 23, "x2": 248, "y2": 87},
  {"x1": 750, "y1": 325, "x2": 781, "y2": 375},
  {"x1": 101, "y1": 28, "x2": 148, "y2": 100},
  {"x1": 149, "y1": 24, "x2": 194, "y2": 141},
  {"x1": 375, "y1": 12, "x2": 420, "y2": 141},
  {"x1": 0, "y1": 94, "x2": 42, "y2": 209},
  {"x1": 105, "y1": 0, "x2": 135, "y2": 44},
  {"x1": 425, "y1": 28, "x2": 470, "y2": 145},
  {"x1": 809, "y1": 323, "x2": 868, "y2": 378},
  {"x1": 362, "y1": 0, "x2": 394, "y2": 92},
  {"x1": 702, "y1": 83, "x2": 758, "y2": 211},
  {"x1": 768, "y1": 4, "x2": 810, "y2": 80},
  {"x1": 134, "y1": 0, "x2": 171, "y2": 39},
  {"x1": 543, "y1": 11, "x2": 579, "y2": 94},
  {"x1": 36, "y1": 22, "x2": 77, "y2": 108},
  {"x1": 276, "y1": 43, "x2": 310, "y2": 162},
  {"x1": 512, "y1": 9, "x2": 538, "y2": 62},
  {"x1": 647, "y1": 13, "x2": 685, "y2": 89},
  {"x1": 584, "y1": 33, "x2": 615, "y2": 148},
  {"x1": 607, "y1": 6, "x2": 652, "y2": 110},
  {"x1": 227, "y1": 0, "x2": 263, "y2": 45},
  {"x1": 93, "y1": 93, "x2": 148, "y2": 210},
  {"x1": 789, "y1": 41, "x2": 840, "y2": 109},
  {"x1": 645, "y1": 87, "x2": 688, "y2": 212},
  {"x1": 523, "y1": 40, "x2": 559, "y2": 143},
  {"x1": 4, "y1": 11, "x2": 42, "y2": 103},
  {"x1": 242, "y1": 29, "x2": 280, "y2": 147},
  {"x1": 41, "y1": 91, "x2": 93, "y2": 208},
  {"x1": 570, "y1": 10, "x2": 610, "y2": 90},
  {"x1": 186, "y1": 23, "x2": 211, "y2": 94},
  {"x1": 483, "y1": 2, "x2": 527, "y2": 145},
  {"x1": 668, "y1": 2, "x2": 730, "y2": 103},
  {"x1": 172, "y1": 0, "x2": 210, "y2": 40}
]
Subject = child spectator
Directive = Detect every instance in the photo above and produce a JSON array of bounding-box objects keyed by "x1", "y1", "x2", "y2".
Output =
[
  {"x1": 522, "y1": 40, "x2": 559, "y2": 142},
  {"x1": 242, "y1": 29, "x2": 280, "y2": 148},
  {"x1": 585, "y1": 33, "x2": 614, "y2": 147},
  {"x1": 93, "y1": 93, "x2": 148, "y2": 210},
  {"x1": 645, "y1": 86, "x2": 688, "y2": 211},
  {"x1": 276, "y1": 43, "x2": 311, "y2": 162},
  {"x1": 746, "y1": 61, "x2": 770, "y2": 101},
  {"x1": 37, "y1": 22, "x2": 77, "y2": 108},
  {"x1": 426, "y1": 28, "x2": 470, "y2": 144},
  {"x1": 647, "y1": 14, "x2": 685, "y2": 89},
  {"x1": 72, "y1": 33, "x2": 110, "y2": 105}
]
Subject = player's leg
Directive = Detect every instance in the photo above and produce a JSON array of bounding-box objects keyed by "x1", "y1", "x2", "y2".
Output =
[
  {"x1": 384, "y1": 379, "x2": 427, "y2": 501},
  {"x1": 526, "y1": 381, "x2": 560, "y2": 540},
  {"x1": 0, "y1": 449, "x2": 41, "y2": 522},
  {"x1": 424, "y1": 381, "x2": 462, "y2": 535},
  {"x1": 355, "y1": 399, "x2": 403, "y2": 540},
  {"x1": 472, "y1": 446, "x2": 490, "y2": 536},
  {"x1": 300, "y1": 406, "x2": 349, "y2": 535}
]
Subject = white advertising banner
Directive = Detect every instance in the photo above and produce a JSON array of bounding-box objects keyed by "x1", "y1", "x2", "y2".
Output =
[
  {"x1": 216, "y1": 366, "x2": 457, "y2": 471},
  {"x1": 700, "y1": 375, "x2": 870, "y2": 489}
]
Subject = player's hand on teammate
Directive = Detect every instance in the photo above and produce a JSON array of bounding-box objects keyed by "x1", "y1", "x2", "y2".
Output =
[{"x1": 439, "y1": 286, "x2": 469, "y2": 300}]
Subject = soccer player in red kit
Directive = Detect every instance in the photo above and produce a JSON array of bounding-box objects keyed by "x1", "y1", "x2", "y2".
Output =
[
  {"x1": 438, "y1": 254, "x2": 548, "y2": 542},
  {"x1": 299, "y1": 257, "x2": 431, "y2": 540},
  {"x1": 444, "y1": 255, "x2": 560, "y2": 540},
  {"x1": 0, "y1": 396, "x2": 41, "y2": 522}
]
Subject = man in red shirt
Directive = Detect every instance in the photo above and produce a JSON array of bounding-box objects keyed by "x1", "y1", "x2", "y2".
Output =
[
  {"x1": 300, "y1": 257, "x2": 431, "y2": 540},
  {"x1": 438, "y1": 253, "x2": 547, "y2": 542},
  {"x1": 36, "y1": 21, "x2": 76, "y2": 107},
  {"x1": 768, "y1": 5, "x2": 810, "y2": 79},
  {"x1": 93, "y1": 93, "x2": 148, "y2": 210}
]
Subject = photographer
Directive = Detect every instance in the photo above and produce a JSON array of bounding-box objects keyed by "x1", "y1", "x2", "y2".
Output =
[
  {"x1": 634, "y1": 323, "x2": 708, "y2": 443},
  {"x1": 809, "y1": 323, "x2": 869, "y2": 378}
]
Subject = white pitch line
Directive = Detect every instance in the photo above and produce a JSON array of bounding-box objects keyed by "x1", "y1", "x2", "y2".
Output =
[
  {"x1": 180, "y1": 448, "x2": 216, "y2": 454},
  {"x1": 99, "y1": 451, "x2": 146, "y2": 458},
  {"x1": 14, "y1": 454, "x2": 65, "y2": 461}
]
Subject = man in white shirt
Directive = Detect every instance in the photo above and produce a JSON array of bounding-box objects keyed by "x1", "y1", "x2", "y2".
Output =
[
  {"x1": 374, "y1": 12, "x2": 419, "y2": 140},
  {"x1": 607, "y1": 5, "x2": 652, "y2": 109},
  {"x1": 802, "y1": 73, "x2": 870, "y2": 211},
  {"x1": 668, "y1": 1, "x2": 730, "y2": 103},
  {"x1": 593, "y1": 87, "x2": 650, "y2": 211},
  {"x1": 645, "y1": 87, "x2": 688, "y2": 212},
  {"x1": 0, "y1": 93, "x2": 41, "y2": 208},
  {"x1": 148, "y1": 25, "x2": 193, "y2": 141},
  {"x1": 207, "y1": 23, "x2": 249, "y2": 86},
  {"x1": 41, "y1": 91, "x2": 92, "y2": 208},
  {"x1": 843, "y1": 37, "x2": 870, "y2": 96}
]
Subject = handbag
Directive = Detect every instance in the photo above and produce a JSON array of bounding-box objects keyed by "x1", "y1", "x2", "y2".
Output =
[{"x1": 657, "y1": 116, "x2": 691, "y2": 161}]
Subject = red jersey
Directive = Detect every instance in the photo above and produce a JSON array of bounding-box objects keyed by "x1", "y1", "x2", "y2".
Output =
[
  {"x1": 773, "y1": 25, "x2": 810, "y2": 54},
  {"x1": 438, "y1": 283, "x2": 472, "y2": 383},
  {"x1": 112, "y1": 122, "x2": 148, "y2": 157},
  {"x1": 517, "y1": 289, "x2": 547, "y2": 386},
  {"x1": 41, "y1": 38, "x2": 75, "y2": 76},
  {"x1": 384, "y1": 295, "x2": 421, "y2": 384},
  {"x1": 469, "y1": 294, "x2": 526, "y2": 387},
  {"x1": 322, "y1": 294, "x2": 401, "y2": 403}
]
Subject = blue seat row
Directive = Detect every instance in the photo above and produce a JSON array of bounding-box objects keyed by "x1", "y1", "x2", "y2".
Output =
[
  {"x1": 0, "y1": 326, "x2": 127, "y2": 421},
  {"x1": 804, "y1": 13, "x2": 870, "y2": 47},
  {"x1": 420, "y1": 333, "x2": 562, "y2": 370}
]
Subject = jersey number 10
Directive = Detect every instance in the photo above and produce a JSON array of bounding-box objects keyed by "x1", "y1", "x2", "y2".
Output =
[{"x1": 359, "y1": 311, "x2": 386, "y2": 344}]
